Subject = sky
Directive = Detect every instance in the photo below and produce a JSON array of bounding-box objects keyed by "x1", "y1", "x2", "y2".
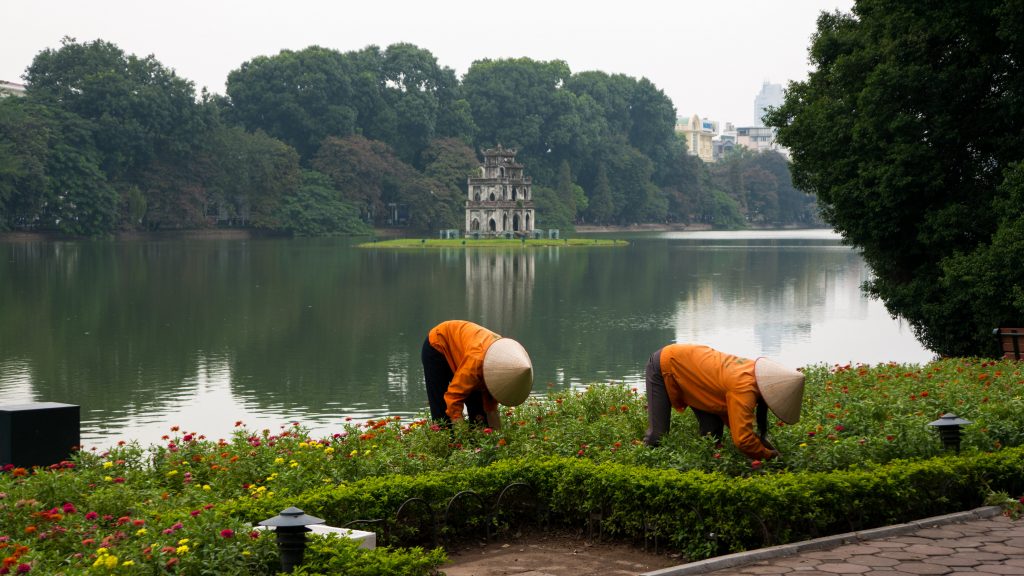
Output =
[{"x1": 2, "y1": 0, "x2": 855, "y2": 127}]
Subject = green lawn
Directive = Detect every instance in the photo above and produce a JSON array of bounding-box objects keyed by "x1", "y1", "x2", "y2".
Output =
[{"x1": 359, "y1": 237, "x2": 626, "y2": 248}]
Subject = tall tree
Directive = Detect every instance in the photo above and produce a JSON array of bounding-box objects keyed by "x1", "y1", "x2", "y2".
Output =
[
  {"x1": 767, "y1": 0, "x2": 1024, "y2": 356},
  {"x1": 226, "y1": 46, "x2": 359, "y2": 160},
  {"x1": 461, "y1": 57, "x2": 575, "y2": 182},
  {"x1": 0, "y1": 98, "x2": 116, "y2": 235},
  {"x1": 25, "y1": 37, "x2": 202, "y2": 185}
]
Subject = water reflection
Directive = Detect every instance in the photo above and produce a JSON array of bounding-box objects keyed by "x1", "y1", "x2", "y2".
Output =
[{"x1": 0, "y1": 232, "x2": 934, "y2": 448}]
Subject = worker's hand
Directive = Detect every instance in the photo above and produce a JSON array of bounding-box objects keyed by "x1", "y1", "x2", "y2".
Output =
[{"x1": 766, "y1": 449, "x2": 781, "y2": 460}]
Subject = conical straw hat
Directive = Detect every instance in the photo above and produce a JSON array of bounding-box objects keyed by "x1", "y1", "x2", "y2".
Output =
[
  {"x1": 754, "y1": 358, "x2": 805, "y2": 424},
  {"x1": 483, "y1": 338, "x2": 534, "y2": 406}
]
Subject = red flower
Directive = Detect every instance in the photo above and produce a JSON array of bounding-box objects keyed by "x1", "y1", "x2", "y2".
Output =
[
  {"x1": 834, "y1": 424, "x2": 845, "y2": 432},
  {"x1": 751, "y1": 460, "x2": 762, "y2": 469},
  {"x1": 220, "y1": 529, "x2": 235, "y2": 538}
]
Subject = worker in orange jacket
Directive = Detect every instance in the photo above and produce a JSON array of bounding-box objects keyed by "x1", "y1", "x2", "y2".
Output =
[
  {"x1": 643, "y1": 343, "x2": 805, "y2": 460},
  {"x1": 423, "y1": 320, "x2": 533, "y2": 428}
]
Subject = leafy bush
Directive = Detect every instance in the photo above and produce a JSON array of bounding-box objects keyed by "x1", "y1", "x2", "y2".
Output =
[{"x1": 2, "y1": 358, "x2": 1023, "y2": 571}]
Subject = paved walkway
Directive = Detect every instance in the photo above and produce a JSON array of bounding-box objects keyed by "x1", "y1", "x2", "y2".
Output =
[{"x1": 642, "y1": 506, "x2": 1024, "y2": 575}]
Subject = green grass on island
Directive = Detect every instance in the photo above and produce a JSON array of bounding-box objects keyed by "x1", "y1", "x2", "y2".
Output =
[{"x1": 359, "y1": 237, "x2": 626, "y2": 248}]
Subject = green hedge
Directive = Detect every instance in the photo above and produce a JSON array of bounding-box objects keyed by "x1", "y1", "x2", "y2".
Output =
[{"x1": 224, "y1": 447, "x2": 1024, "y2": 560}]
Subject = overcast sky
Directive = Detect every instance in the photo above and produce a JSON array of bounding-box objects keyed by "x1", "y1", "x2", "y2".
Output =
[{"x1": 3, "y1": 0, "x2": 855, "y2": 127}]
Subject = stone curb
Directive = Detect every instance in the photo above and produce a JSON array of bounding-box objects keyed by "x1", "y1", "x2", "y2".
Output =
[{"x1": 639, "y1": 506, "x2": 1004, "y2": 576}]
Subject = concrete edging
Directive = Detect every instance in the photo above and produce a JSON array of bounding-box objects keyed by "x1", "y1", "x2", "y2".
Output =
[{"x1": 639, "y1": 506, "x2": 1004, "y2": 576}]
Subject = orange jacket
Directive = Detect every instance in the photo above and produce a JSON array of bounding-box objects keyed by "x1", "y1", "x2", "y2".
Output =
[
  {"x1": 428, "y1": 321, "x2": 501, "y2": 421},
  {"x1": 659, "y1": 343, "x2": 772, "y2": 460}
]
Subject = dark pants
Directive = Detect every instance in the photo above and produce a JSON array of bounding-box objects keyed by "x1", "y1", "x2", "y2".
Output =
[
  {"x1": 422, "y1": 337, "x2": 487, "y2": 424},
  {"x1": 644, "y1": 347, "x2": 725, "y2": 446}
]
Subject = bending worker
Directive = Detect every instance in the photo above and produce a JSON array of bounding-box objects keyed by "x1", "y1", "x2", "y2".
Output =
[
  {"x1": 423, "y1": 320, "x2": 533, "y2": 429},
  {"x1": 643, "y1": 343, "x2": 805, "y2": 460}
]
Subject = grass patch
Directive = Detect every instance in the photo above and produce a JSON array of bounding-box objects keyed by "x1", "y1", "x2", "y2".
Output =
[{"x1": 358, "y1": 237, "x2": 627, "y2": 248}]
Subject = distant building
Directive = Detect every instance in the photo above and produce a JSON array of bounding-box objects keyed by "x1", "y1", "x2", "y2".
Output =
[
  {"x1": 753, "y1": 81, "x2": 784, "y2": 127},
  {"x1": 465, "y1": 145, "x2": 535, "y2": 236},
  {"x1": 676, "y1": 114, "x2": 717, "y2": 163},
  {"x1": 713, "y1": 122, "x2": 737, "y2": 161},
  {"x1": 736, "y1": 125, "x2": 789, "y2": 158},
  {"x1": 0, "y1": 80, "x2": 26, "y2": 98}
]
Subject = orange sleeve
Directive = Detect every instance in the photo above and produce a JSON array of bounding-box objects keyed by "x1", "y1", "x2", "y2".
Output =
[
  {"x1": 444, "y1": 356, "x2": 497, "y2": 421},
  {"x1": 725, "y1": 391, "x2": 773, "y2": 460}
]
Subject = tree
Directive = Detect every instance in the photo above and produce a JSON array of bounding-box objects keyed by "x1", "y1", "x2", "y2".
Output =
[
  {"x1": 312, "y1": 135, "x2": 426, "y2": 227},
  {"x1": 461, "y1": 57, "x2": 575, "y2": 182},
  {"x1": 766, "y1": 0, "x2": 1024, "y2": 356},
  {"x1": 0, "y1": 97, "x2": 117, "y2": 235},
  {"x1": 226, "y1": 46, "x2": 360, "y2": 160},
  {"x1": 279, "y1": 170, "x2": 370, "y2": 236},
  {"x1": 25, "y1": 37, "x2": 202, "y2": 185}
]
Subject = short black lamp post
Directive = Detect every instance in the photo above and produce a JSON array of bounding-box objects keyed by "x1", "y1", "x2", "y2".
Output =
[
  {"x1": 927, "y1": 413, "x2": 972, "y2": 453},
  {"x1": 259, "y1": 506, "x2": 325, "y2": 573}
]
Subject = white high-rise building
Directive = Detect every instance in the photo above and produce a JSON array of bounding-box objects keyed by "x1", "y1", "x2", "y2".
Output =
[{"x1": 753, "y1": 81, "x2": 784, "y2": 127}]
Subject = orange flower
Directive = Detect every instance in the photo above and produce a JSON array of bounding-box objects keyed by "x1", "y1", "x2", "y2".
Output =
[{"x1": 10, "y1": 468, "x2": 28, "y2": 478}]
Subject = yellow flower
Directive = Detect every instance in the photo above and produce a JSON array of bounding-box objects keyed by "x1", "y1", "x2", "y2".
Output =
[
  {"x1": 799, "y1": 443, "x2": 808, "y2": 447},
  {"x1": 176, "y1": 544, "x2": 189, "y2": 554},
  {"x1": 136, "y1": 528, "x2": 147, "y2": 536},
  {"x1": 290, "y1": 461, "x2": 299, "y2": 468},
  {"x1": 299, "y1": 442, "x2": 309, "y2": 448},
  {"x1": 103, "y1": 461, "x2": 114, "y2": 469},
  {"x1": 242, "y1": 550, "x2": 251, "y2": 556},
  {"x1": 167, "y1": 470, "x2": 178, "y2": 477},
  {"x1": 324, "y1": 447, "x2": 335, "y2": 455},
  {"x1": 104, "y1": 476, "x2": 113, "y2": 482},
  {"x1": 178, "y1": 538, "x2": 190, "y2": 545},
  {"x1": 104, "y1": 554, "x2": 119, "y2": 569},
  {"x1": 122, "y1": 560, "x2": 135, "y2": 567},
  {"x1": 97, "y1": 547, "x2": 109, "y2": 554},
  {"x1": 202, "y1": 484, "x2": 211, "y2": 491},
  {"x1": 350, "y1": 450, "x2": 358, "y2": 456},
  {"x1": 274, "y1": 457, "x2": 285, "y2": 464}
]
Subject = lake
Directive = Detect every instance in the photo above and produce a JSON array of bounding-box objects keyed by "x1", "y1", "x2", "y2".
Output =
[{"x1": 0, "y1": 229, "x2": 934, "y2": 448}]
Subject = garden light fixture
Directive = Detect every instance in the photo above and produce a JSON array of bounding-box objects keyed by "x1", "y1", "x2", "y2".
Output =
[
  {"x1": 258, "y1": 506, "x2": 325, "y2": 573},
  {"x1": 927, "y1": 413, "x2": 972, "y2": 452}
]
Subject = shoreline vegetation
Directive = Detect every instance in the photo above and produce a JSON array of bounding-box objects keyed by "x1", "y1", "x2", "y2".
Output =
[{"x1": 0, "y1": 223, "x2": 724, "y2": 243}]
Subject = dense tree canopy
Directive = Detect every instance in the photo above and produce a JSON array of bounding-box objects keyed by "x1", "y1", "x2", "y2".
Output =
[
  {"x1": 2, "y1": 37, "x2": 818, "y2": 238},
  {"x1": 767, "y1": 0, "x2": 1024, "y2": 356}
]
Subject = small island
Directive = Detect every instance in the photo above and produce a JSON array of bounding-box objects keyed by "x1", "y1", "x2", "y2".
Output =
[{"x1": 358, "y1": 237, "x2": 626, "y2": 248}]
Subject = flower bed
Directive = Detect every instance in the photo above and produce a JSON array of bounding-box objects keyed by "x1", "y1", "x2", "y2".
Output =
[{"x1": 2, "y1": 358, "x2": 1023, "y2": 572}]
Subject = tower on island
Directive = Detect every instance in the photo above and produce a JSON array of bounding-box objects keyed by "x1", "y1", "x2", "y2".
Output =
[{"x1": 465, "y1": 145, "x2": 535, "y2": 237}]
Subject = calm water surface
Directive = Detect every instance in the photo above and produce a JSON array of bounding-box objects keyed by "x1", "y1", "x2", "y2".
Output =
[{"x1": 0, "y1": 230, "x2": 934, "y2": 448}]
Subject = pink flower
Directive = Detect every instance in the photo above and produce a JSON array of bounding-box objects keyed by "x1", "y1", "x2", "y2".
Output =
[
  {"x1": 483, "y1": 428, "x2": 493, "y2": 435},
  {"x1": 17, "y1": 564, "x2": 32, "y2": 573},
  {"x1": 62, "y1": 502, "x2": 77, "y2": 514},
  {"x1": 85, "y1": 511, "x2": 98, "y2": 520},
  {"x1": 220, "y1": 529, "x2": 235, "y2": 538}
]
